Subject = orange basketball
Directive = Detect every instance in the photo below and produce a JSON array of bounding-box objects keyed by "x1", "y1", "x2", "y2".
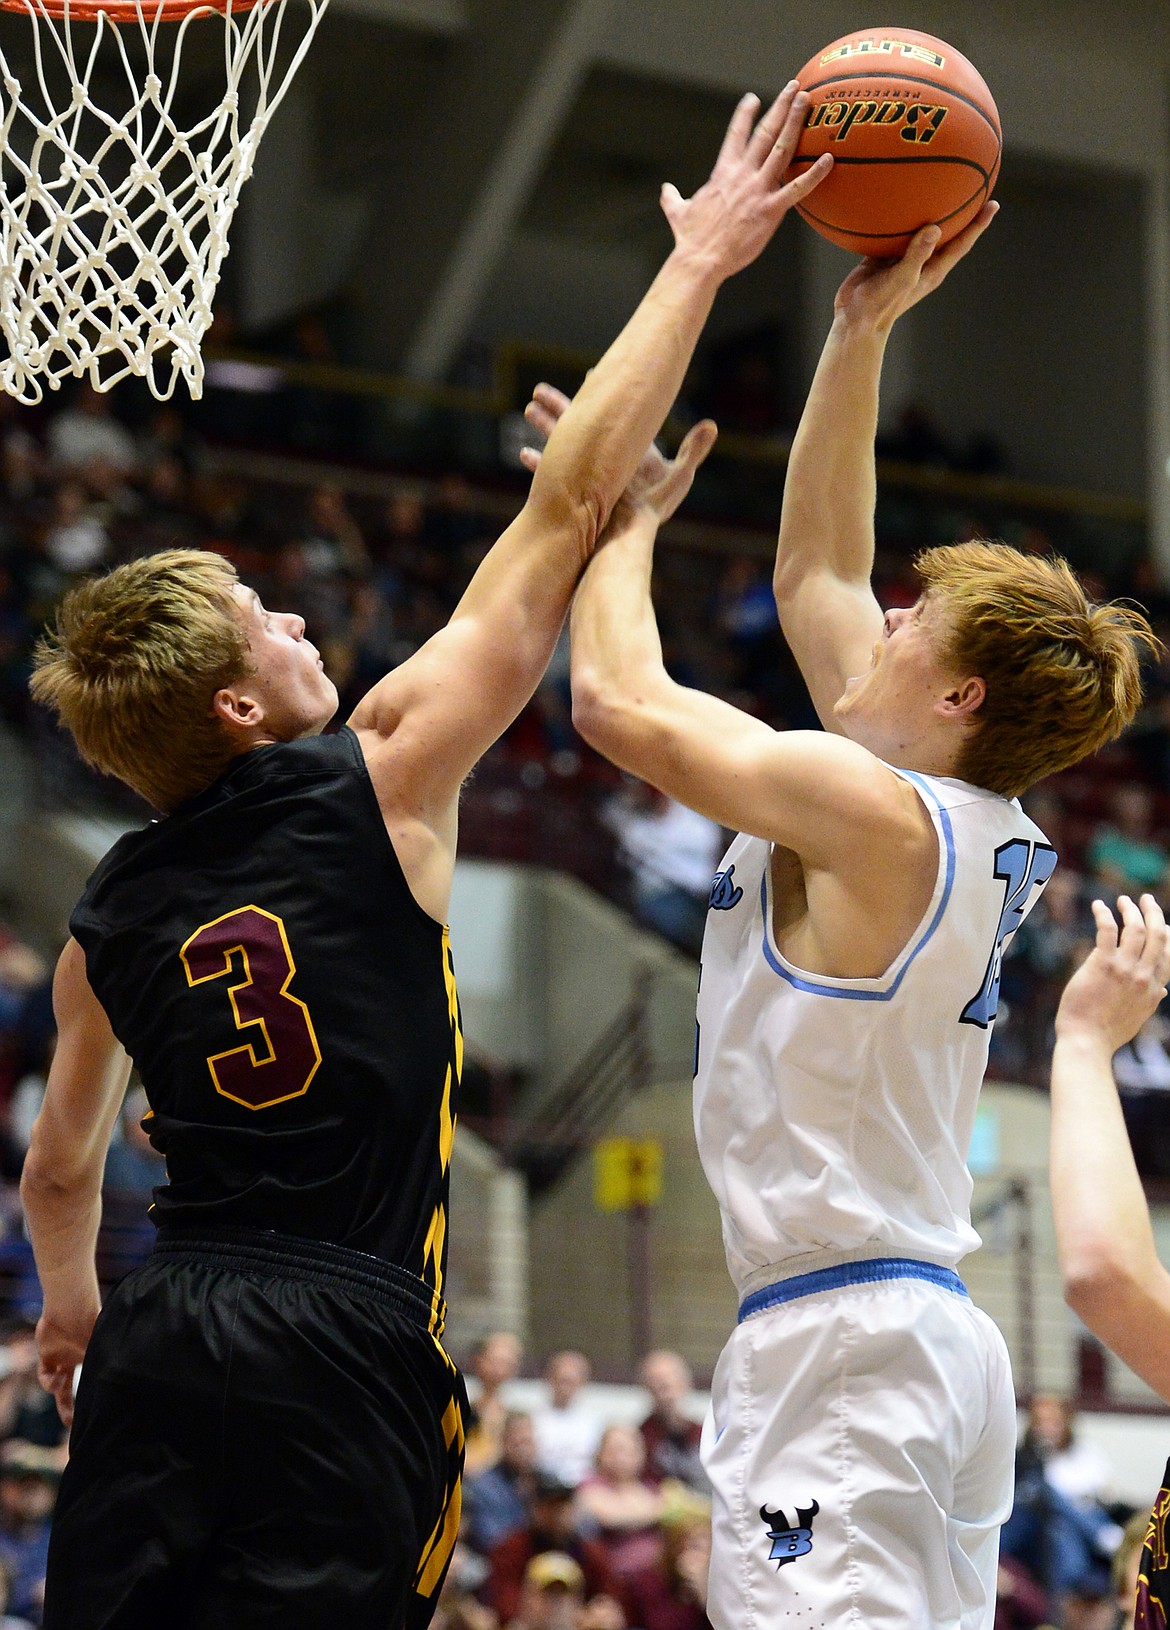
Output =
[{"x1": 785, "y1": 27, "x2": 1001, "y2": 257}]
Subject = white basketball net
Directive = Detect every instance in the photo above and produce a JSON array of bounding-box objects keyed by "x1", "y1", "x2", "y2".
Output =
[{"x1": 0, "y1": 0, "x2": 328, "y2": 402}]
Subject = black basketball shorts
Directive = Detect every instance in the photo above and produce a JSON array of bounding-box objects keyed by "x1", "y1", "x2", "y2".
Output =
[{"x1": 43, "y1": 1228, "x2": 466, "y2": 1630}]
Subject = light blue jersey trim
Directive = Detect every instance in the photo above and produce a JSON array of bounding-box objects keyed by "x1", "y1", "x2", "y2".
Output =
[{"x1": 758, "y1": 769, "x2": 956, "y2": 1001}]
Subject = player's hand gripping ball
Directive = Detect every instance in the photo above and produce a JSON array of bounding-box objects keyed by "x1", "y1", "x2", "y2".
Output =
[{"x1": 784, "y1": 27, "x2": 1001, "y2": 257}]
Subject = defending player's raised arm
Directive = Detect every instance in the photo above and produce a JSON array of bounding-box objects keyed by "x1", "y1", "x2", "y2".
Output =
[
  {"x1": 774, "y1": 206, "x2": 998, "y2": 732},
  {"x1": 1050, "y1": 894, "x2": 1170, "y2": 1403},
  {"x1": 21, "y1": 938, "x2": 131, "y2": 1424},
  {"x1": 570, "y1": 498, "x2": 923, "y2": 872},
  {"x1": 349, "y1": 86, "x2": 832, "y2": 820}
]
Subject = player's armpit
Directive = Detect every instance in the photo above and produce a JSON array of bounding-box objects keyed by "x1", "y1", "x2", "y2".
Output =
[{"x1": 348, "y1": 594, "x2": 567, "y2": 822}]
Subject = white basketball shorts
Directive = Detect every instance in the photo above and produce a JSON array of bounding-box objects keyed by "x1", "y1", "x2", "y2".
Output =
[{"x1": 701, "y1": 1259, "x2": 1016, "y2": 1630}]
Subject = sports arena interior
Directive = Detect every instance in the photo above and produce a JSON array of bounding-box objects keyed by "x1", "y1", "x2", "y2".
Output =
[{"x1": 0, "y1": 0, "x2": 1166, "y2": 1625}]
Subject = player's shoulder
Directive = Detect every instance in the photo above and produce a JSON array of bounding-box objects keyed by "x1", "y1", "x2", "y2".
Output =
[
  {"x1": 80, "y1": 730, "x2": 369, "y2": 894},
  {"x1": 800, "y1": 734, "x2": 931, "y2": 825},
  {"x1": 897, "y1": 770, "x2": 1049, "y2": 842},
  {"x1": 222, "y1": 725, "x2": 366, "y2": 786},
  {"x1": 781, "y1": 728, "x2": 906, "y2": 796},
  {"x1": 170, "y1": 728, "x2": 368, "y2": 821}
]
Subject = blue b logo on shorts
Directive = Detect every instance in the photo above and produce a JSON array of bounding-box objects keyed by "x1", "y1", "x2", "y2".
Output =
[{"x1": 760, "y1": 1500, "x2": 820, "y2": 1568}]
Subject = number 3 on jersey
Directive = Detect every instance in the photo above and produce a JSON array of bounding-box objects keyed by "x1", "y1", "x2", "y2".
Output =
[
  {"x1": 961, "y1": 839, "x2": 1057, "y2": 1029},
  {"x1": 180, "y1": 905, "x2": 322, "y2": 1110}
]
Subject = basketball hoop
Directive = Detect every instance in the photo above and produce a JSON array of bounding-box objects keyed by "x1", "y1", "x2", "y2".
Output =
[{"x1": 0, "y1": 0, "x2": 329, "y2": 402}]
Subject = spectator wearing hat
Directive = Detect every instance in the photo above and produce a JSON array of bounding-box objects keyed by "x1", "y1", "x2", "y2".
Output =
[
  {"x1": 464, "y1": 1412, "x2": 540, "y2": 1556},
  {"x1": 507, "y1": 1553, "x2": 586, "y2": 1630},
  {"x1": 505, "y1": 1554, "x2": 626, "y2": 1630},
  {"x1": 0, "y1": 1442, "x2": 59, "y2": 1624},
  {"x1": 486, "y1": 1472, "x2": 624, "y2": 1626}
]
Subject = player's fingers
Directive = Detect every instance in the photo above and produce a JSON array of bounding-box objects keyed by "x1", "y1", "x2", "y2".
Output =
[
  {"x1": 749, "y1": 80, "x2": 803, "y2": 163},
  {"x1": 718, "y1": 92, "x2": 762, "y2": 164},
  {"x1": 922, "y1": 200, "x2": 999, "y2": 278},
  {"x1": 1137, "y1": 894, "x2": 1170, "y2": 976},
  {"x1": 1139, "y1": 892, "x2": 1167, "y2": 933},
  {"x1": 660, "y1": 182, "x2": 686, "y2": 226},
  {"x1": 523, "y1": 400, "x2": 558, "y2": 440},
  {"x1": 778, "y1": 153, "x2": 833, "y2": 207},
  {"x1": 676, "y1": 418, "x2": 719, "y2": 472},
  {"x1": 1116, "y1": 893, "x2": 1146, "y2": 961},
  {"x1": 532, "y1": 381, "x2": 572, "y2": 416},
  {"x1": 518, "y1": 447, "x2": 542, "y2": 473},
  {"x1": 39, "y1": 1364, "x2": 72, "y2": 1424},
  {"x1": 1090, "y1": 897, "x2": 1119, "y2": 952},
  {"x1": 902, "y1": 223, "x2": 944, "y2": 274}
]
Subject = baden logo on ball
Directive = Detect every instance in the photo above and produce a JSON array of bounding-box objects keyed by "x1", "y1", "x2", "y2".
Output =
[{"x1": 784, "y1": 28, "x2": 1002, "y2": 257}]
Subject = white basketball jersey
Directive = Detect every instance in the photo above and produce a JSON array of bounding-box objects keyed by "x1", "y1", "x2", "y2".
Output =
[{"x1": 693, "y1": 768, "x2": 1053, "y2": 1298}]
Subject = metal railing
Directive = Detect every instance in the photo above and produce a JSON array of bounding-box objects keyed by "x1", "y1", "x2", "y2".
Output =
[
  {"x1": 198, "y1": 338, "x2": 1149, "y2": 574},
  {"x1": 974, "y1": 1177, "x2": 1039, "y2": 1400}
]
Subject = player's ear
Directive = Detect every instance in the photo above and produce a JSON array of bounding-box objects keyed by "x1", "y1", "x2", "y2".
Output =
[
  {"x1": 213, "y1": 685, "x2": 264, "y2": 731},
  {"x1": 937, "y1": 675, "x2": 985, "y2": 720}
]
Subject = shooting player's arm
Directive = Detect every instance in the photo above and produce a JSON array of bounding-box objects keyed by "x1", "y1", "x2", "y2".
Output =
[
  {"x1": 774, "y1": 210, "x2": 998, "y2": 732},
  {"x1": 772, "y1": 316, "x2": 886, "y2": 733}
]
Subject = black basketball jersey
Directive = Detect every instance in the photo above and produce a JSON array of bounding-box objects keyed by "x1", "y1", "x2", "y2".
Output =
[
  {"x1": 70, "y1": 727, "x2": 462, "y2": 1316},
  {"x1": 1138, "y1": 1461, "x2": 1170, "y2": 1628}
]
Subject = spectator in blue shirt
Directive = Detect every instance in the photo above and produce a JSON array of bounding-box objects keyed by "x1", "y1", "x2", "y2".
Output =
[{"x1": 463, "y1": 1411, "x2": 538, "y2": 1557}]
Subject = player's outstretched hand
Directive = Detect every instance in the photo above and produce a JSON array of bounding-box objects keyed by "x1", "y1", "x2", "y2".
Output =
[
  {"x1": 1055, "y1": 894, "x2": 1170, "y2": 1056},
  {"x1": 833, "y1": 201, "x2": 999, "y2": 333},
  {"x1": 661, "y1": 84, "x2": 832, "y2": 280},
  {"x1": 521, "y1": 382, "x2": 718, "y2": 525}
]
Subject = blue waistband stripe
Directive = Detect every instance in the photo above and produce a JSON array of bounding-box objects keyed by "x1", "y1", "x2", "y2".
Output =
[{"x1": 738, "y1": 1257, "x2": 969, "y2": 1323}]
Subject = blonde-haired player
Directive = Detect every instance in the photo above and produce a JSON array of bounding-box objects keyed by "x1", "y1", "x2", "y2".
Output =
[{"x1": 521, "y1": 208, "x2": 1156, "y2": 1628}]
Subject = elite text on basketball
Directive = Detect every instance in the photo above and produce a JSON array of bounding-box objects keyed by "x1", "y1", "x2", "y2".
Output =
[{"x1": 820, "y1": 38, "x2": 946, "y2": 69}]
